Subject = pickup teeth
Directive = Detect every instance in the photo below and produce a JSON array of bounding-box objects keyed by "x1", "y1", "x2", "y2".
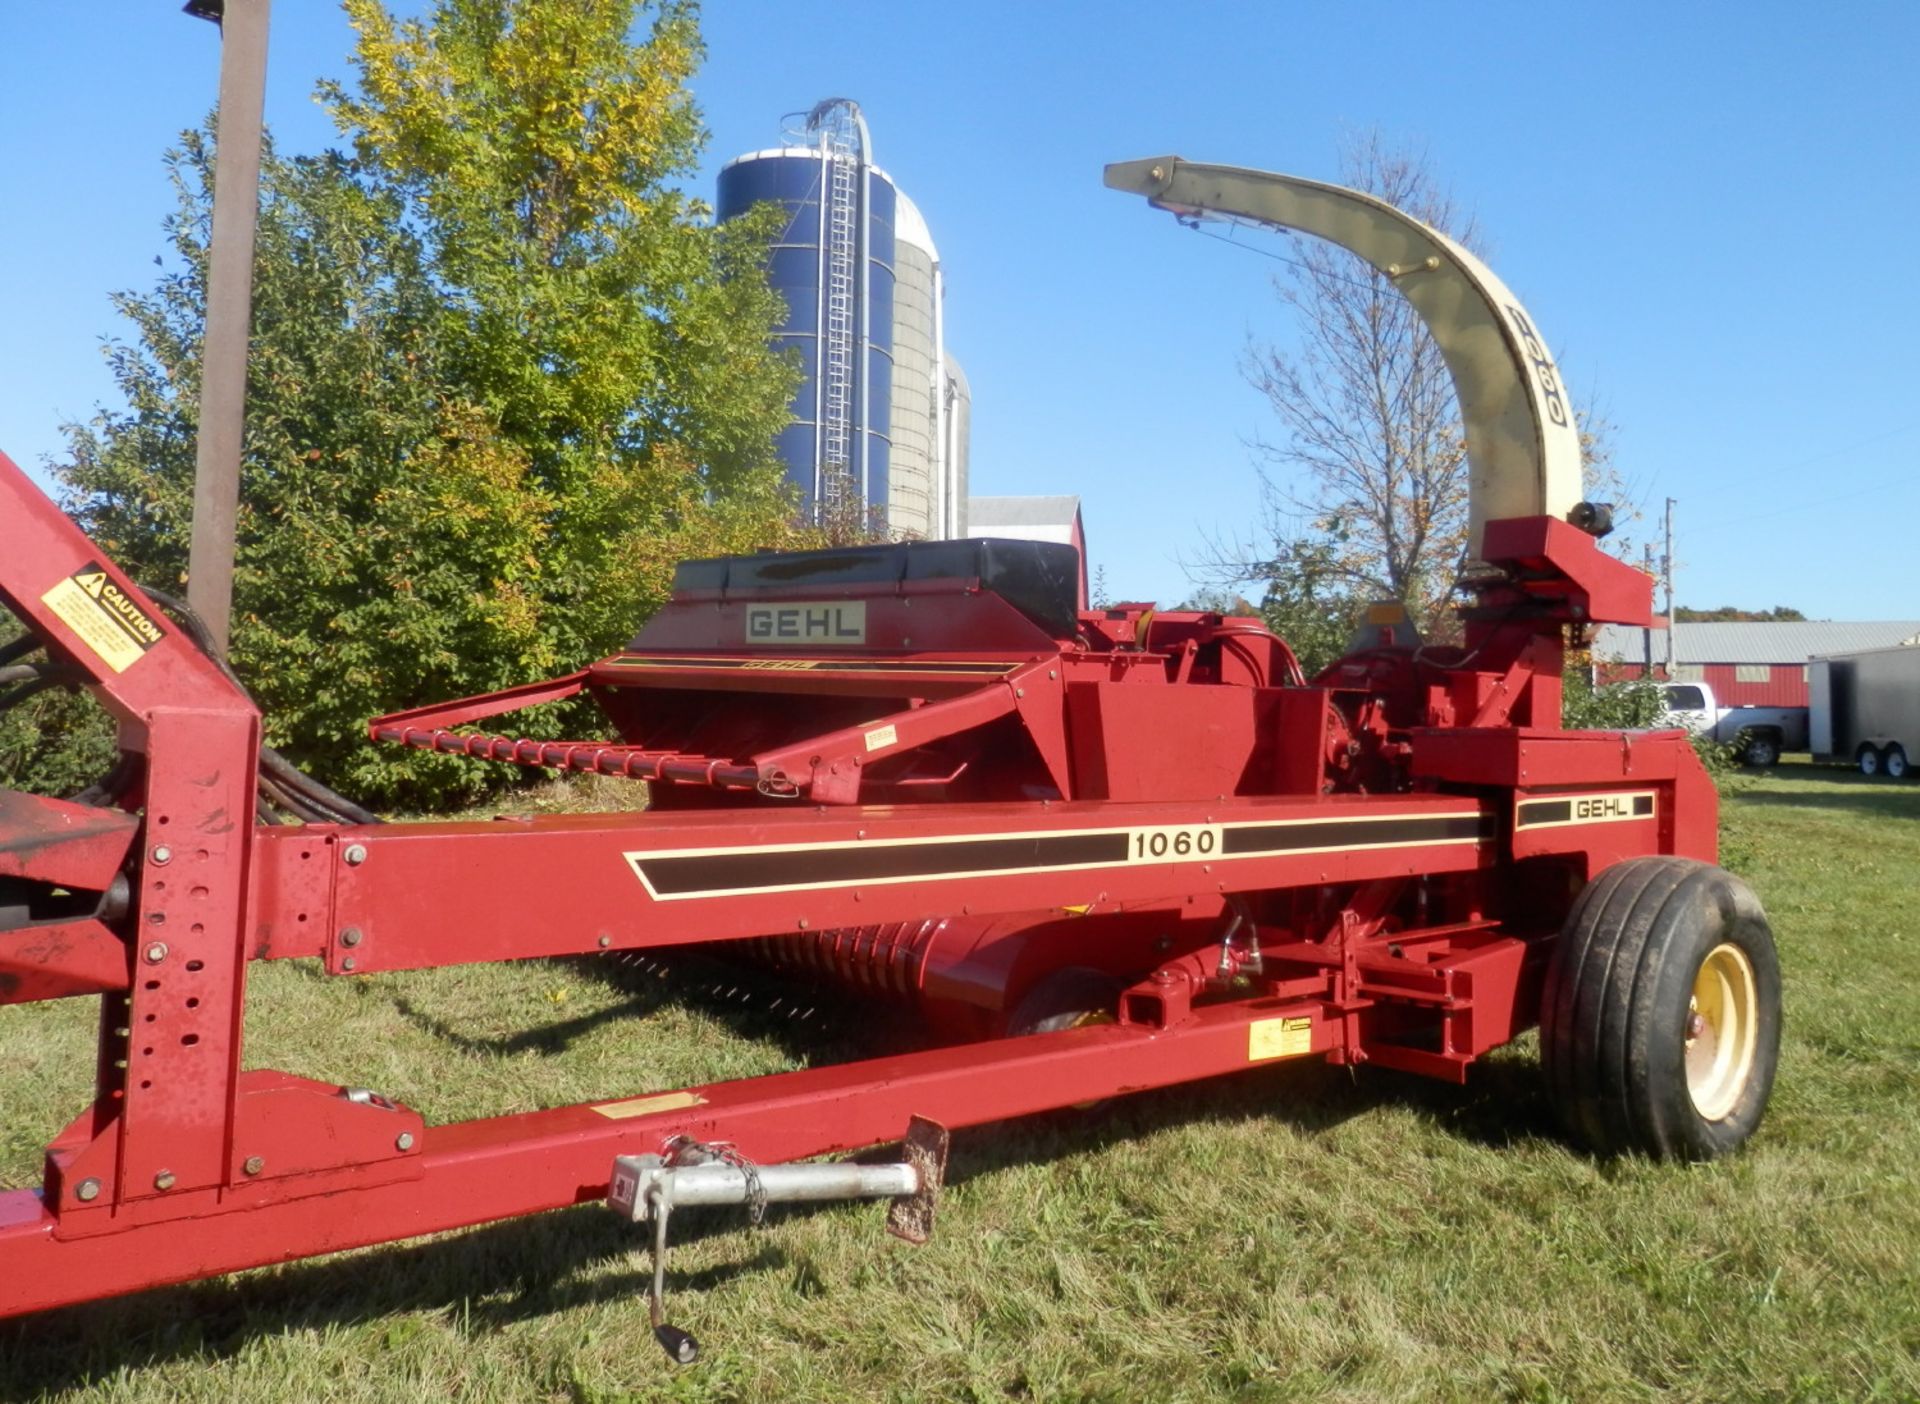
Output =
[{"x1": 600, "y1": 950, "x2": 821, "y2": 1025}]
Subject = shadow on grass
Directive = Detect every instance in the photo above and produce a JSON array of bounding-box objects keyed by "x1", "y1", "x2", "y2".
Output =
[
  {"x1": 960, "y1": 1043, "x2": 1566, "y2": 1178},
  {"x1": 0, "y1": 1205, "x2": 789, "y2": 1400},
  {"x1": 392, "y1": 949, "x2": 928, "y2": 1067},
  {"x1": 1732, "y1": 776, "x2": 1920, "y2": 821},
  {"x1": 0, "y1": 972, "x2": 1571, "y2": 1397}
]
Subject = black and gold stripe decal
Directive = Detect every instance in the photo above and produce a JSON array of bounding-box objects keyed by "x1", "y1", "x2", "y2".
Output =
[
  {"x1": 1515, "y1": 791, "x2": 1656, "y2": 830},
  {"x1": 603, "y1": 655, "x2": 1022, "y2": 676},
  {"x1": 1220, "y1": 814, "x2": 1489, "y2": 856},
  {"x1": 625, "y1": 811, "x2": 1493, "y2": 901}
]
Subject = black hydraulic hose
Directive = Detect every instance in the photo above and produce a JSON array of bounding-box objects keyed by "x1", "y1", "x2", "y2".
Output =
[
  {"x1": 0, "y1": 662, "x2": 67, "y2": 688},
  {"x1": 0, "y1": 668, "x2": 78, "y2": 714},
  {"x1": 0, "y1": 633, "x2": 44, "y2": 668},
  {"x1": 68, "y1": 753, "x2": 141, "y2": 809},
  {"x1": 255, "y1": 745, "x2": 381, "y2": 826},
  {"x1": 140, "y1": 586, "x2": 385, "y2": 827},
  {"x1": 256, "y1": 768, "x2": 334, "y2": 825},
  {"x1": 6, "y1": 581, "x2": 380, "y2": 825}
]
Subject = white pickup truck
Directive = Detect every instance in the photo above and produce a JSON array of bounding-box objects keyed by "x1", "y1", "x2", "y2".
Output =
[{"x1": 1659, "y1": 682, "x2": 1808, "y2": 767}]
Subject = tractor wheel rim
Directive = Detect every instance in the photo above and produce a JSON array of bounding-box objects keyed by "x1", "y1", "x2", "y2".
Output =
[{"x1": 1685, "y1": 942, "x2": 1759, "y2": 1120}]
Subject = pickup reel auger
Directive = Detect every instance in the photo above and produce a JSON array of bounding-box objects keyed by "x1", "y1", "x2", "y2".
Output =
[{"x1": 0, "y1": 159, "x2": 1781, "y2": 1362}]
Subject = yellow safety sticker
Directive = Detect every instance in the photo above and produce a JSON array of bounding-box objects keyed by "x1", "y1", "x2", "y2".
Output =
[
  {"x1": 864, "y1": 723, "x2": 898, "y2": 752},
  {"x1": 39, "y1": 563, "x2": 164, "y2": 674},
  {"x1": 1248, "y1": 1015, "x2": 1314, "y2": 1062},
  {"x1": 590, "y1": 1090, "x2": 706, "y2": 1120}
]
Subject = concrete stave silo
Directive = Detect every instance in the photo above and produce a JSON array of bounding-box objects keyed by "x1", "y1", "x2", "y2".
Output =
[
  {"x1": 941, "y1": 353, "x2": 969, "y2": 539},
  {"x1": 889, "y1": 192, "x2": 937, "y2": 537}
]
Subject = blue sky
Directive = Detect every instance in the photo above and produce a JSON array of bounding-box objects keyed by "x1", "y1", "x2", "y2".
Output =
[{"x1": 3, "y1": 2, "x2": 1915, "y2": 618}]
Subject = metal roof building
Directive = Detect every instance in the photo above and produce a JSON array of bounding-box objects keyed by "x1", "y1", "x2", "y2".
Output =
[
  {"x1": 965, "y1": 495, "x2": 1082, "y2": 547},
  {"x1": 1594, "y1": 621, "x2": 1920, "y2": 706},
  {"x1": 966, "y1": 495, "x2": 1086, "y2": 610}
]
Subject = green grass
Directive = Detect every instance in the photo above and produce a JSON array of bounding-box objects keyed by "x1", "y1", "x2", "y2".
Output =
[{"x1": 3, "y1": 761, "x2": 1917, "y2": 1402}]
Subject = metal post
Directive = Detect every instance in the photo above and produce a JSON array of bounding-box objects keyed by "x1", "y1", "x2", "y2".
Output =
[
  {"x1": 1663, "y1": 496, "x2": 1677, "y2": 676},
  {"x1": 186, "y1": 0, "x2": 271, "y2": 657},
  {"x1": 932, "y1": 261, "x2": 948, "y2": 537},
  {"x1": 1642, "y1": 544, "x2": 1656, "y2": 676}
]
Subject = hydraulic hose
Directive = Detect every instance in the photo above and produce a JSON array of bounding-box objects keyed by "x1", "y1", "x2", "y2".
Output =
[
  {"x1": 0, "y1": 588, "x2": 382, "y2": 826},
  {"x1": 140, "y1": 588, "x2": 384, "y2": 827}
]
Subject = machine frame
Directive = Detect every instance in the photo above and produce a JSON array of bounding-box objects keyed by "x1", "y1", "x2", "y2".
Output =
[{"x1": 0, "y1": 160, "x2": 1752, "y2": 1328}]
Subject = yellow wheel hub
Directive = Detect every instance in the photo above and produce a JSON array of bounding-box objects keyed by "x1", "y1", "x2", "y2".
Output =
[{"x1": 1685, "y1": 942, "x2": 1759, "y2": 1120}]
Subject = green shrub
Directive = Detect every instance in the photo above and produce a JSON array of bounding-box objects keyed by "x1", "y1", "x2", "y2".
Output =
[
  {"x1": 1561, "y1": 660, "x2": 1665, "y2": 730},
  {"x1": 0, "y1": 620, "x2": 119, "y2": 798}
]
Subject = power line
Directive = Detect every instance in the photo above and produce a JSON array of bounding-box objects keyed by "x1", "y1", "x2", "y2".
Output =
[
  {"x1": 1711, "y1": 423, "x2": 1920, "y2": 490},
  {"x1": 1690, "y1": 461, "x2": 1918, "y2": 534}
]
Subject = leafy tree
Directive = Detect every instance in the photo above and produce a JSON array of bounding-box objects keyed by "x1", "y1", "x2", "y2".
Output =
[
  {"x1": 1193, "y1": 134, "x2": 1631, "y2": 652},
  {"x1": 36, "y1": 0, "x2": 800, "y2": 809},
  {"x1": 57, "y1": 135, "x2": 503, "y2": 804},
  {"x1": 1561, "y1": 654, "x2": 1737, "y2": 775},
  {"x1": 1189, "y1": 536, "x2": 1362, "y2": 678},
  {"x1": 1250, "y1": 537, "x2": 1367, "y2": 679},
  {"x1": 1089, "y1": 565, "x2": 1111, "y2": 611},
  {"x1": 325, "y1": 0, "x2": 799, "y2": 663},
  {"x1": 1238, "y1": 134, "x2": 1475, "y2": 633},
  {"x1": 1176, "y1": 588, "x2": 1251, "y2": 614}
]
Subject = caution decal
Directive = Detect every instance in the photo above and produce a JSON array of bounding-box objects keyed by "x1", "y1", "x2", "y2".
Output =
[
  {"x1": 39, "y1": 563, "x2": 164, "y2": 674},
  {"x1": 1248, "y1": 1015, "x2": 1315, "y2": 1061}
]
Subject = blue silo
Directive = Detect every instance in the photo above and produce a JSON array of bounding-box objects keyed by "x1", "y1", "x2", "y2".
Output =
[{"x1": 717, "y1": 99, "x2": 896, "y2": 523}]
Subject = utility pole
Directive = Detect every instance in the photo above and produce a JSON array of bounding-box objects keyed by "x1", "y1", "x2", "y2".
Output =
[
  {"x1": 1663, "y1": 496, "x2": 1677, "y2": 677},
  {"x1": 1642, "y1": 543, "x2": 1657, "y2": 675},
  {"x1": 184, "y1": 0, "x2": 271, "y2": 657}
]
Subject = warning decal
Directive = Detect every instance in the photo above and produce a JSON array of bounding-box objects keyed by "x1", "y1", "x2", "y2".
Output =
[
  {"x1": 590, "y1": 1090, "x2": 706, "y2": 1120},
  {"x1": 1248, "y1": 1015, "x2": 1315, "y2": 1062},
  {"x1": 39, "y1": 563, "x2": 165, "y2": 674}
]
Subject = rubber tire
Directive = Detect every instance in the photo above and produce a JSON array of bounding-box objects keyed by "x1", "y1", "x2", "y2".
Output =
[
  {"x1": 1858, "y1": 746, "x2": 1883, "y2": 776},
  {"x1": 1540, "y1": 856, "x2": 1781, "y2": 1161},
  {"x1": 1741, "y1": 733, "x2": 1781, "y2": 768},
  {"x1": 1885, "y1": 746, "x2": 1910, "y2": 780}
]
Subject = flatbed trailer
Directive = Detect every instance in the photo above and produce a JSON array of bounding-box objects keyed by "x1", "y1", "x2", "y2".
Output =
[{"x1": 0, "y1": 159, "x2": 1781, "y2": 1359}]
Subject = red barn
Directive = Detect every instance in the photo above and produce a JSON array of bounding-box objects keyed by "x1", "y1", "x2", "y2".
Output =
[{"x1": 1595, "y1": 622, "x2": 1920, "y2": 707}]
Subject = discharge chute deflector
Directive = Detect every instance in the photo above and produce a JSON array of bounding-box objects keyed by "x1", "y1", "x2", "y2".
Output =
[{"x1": 1103, "y1": 157, "x2": 1583, "y2": 560}]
